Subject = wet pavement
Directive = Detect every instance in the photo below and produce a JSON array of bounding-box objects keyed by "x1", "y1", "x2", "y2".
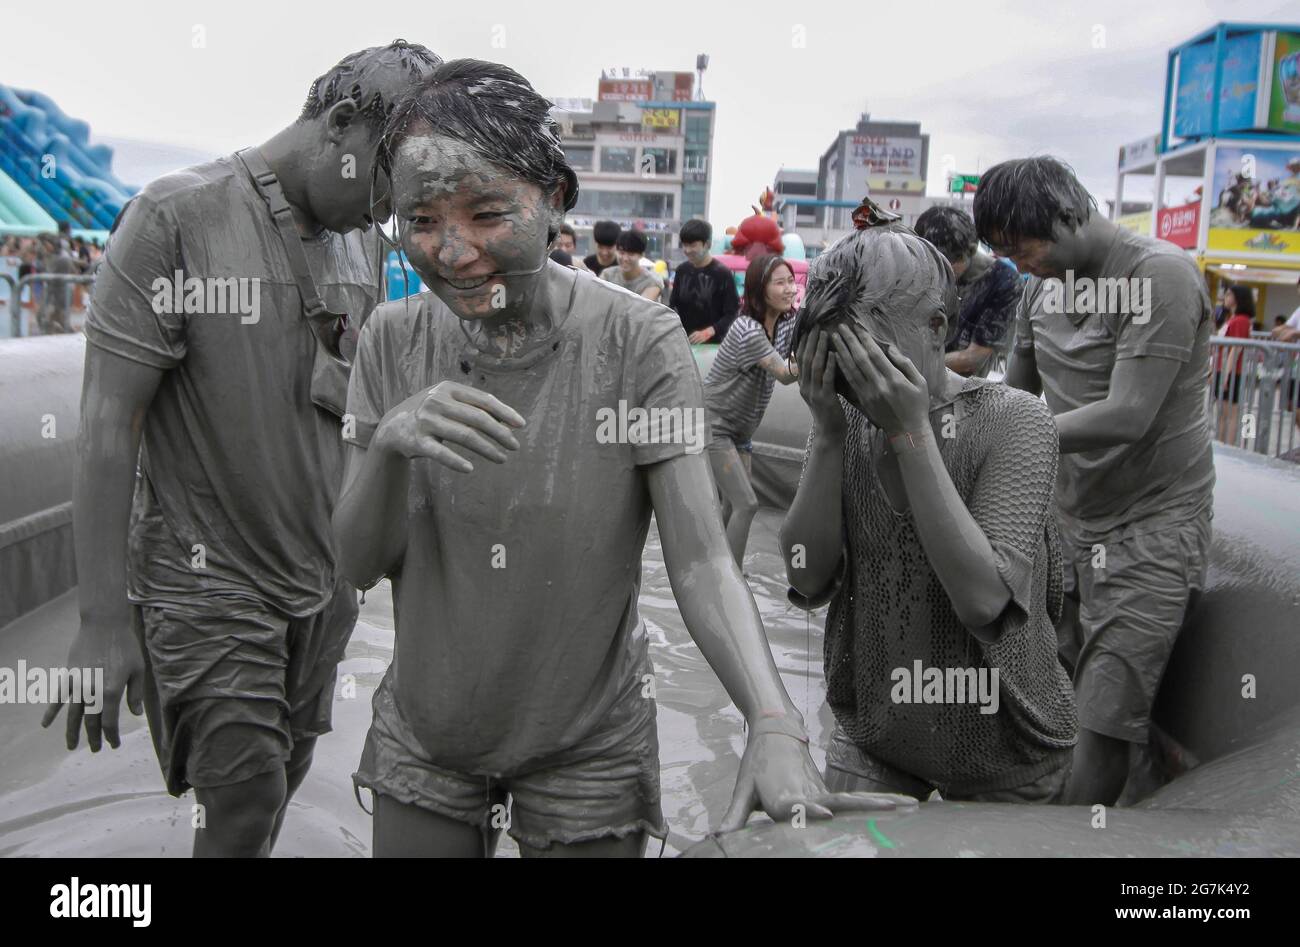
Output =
[{"x1": 0, "y1": 509, "x2": 831, "y2": 857}]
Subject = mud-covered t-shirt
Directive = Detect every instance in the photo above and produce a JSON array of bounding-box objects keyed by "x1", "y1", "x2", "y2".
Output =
[
  {"x1": 703, "y1": 312, "x2": 796, "y2": 443},
  {"x1": 599, "y1": 264, "x2": 661, "y2": 297},
  {"x1": 1013, "y1": 228, "x2": 1215, "y2": 538},
  {"x1": 344, "y1": 263, "x2": 703, "y2": 776},
  {"x1": 85, "y1": 156, "x2": 381, "y2": 616}
]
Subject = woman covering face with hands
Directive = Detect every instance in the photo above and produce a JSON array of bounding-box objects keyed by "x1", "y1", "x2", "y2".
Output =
[{"x1": 782, "y1": 203, "x2": 1077, "y2": 803}]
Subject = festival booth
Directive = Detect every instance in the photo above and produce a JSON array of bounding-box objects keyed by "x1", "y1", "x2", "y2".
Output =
[{"x1": 1114, "y1": 22, "x2": 1300, "y2": 319}]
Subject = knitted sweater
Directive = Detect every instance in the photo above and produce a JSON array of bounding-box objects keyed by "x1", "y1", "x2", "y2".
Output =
[{"x1": 798, "y1": 377, "x2": 1077, "y2": 795}]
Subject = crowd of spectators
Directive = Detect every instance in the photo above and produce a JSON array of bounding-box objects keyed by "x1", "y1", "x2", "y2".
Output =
[{"x1": 0, "y1": 222, "x2": 101, "y2": 333}]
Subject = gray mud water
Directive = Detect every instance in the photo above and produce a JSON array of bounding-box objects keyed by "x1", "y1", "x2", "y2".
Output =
[{"x1": 0, "y1": 510, "x2": 831, "y2": 857}]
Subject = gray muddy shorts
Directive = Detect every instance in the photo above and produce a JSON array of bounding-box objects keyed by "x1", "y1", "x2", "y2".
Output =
[
  {"x1": 354, "y1": 661, "x2": 667, "y2": 851},
  {"x1": 1059, "y1": 507, "x2": 1213, "y2": 743}
]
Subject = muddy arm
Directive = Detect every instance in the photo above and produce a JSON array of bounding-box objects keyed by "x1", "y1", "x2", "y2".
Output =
[
  {"x1": 1054, "y1": 355, "x2": 1179, "y2": 453},
  {"x1": 76, "y1": 347, "x2": 162, "y2": 627},
  {"x1": 332, "y1": 439, "x2": 411, "y2": 590}
]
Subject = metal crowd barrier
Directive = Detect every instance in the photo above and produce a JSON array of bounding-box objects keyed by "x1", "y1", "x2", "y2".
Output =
[
  {"x1": 1208, "y1": 336, "x2": 1300, "y2": 460},
  {"x1": 0, "y1": 271, "x2": 96, "y2": 338}
]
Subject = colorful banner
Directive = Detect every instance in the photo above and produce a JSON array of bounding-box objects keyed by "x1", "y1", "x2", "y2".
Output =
[
  {"x1": 850, "y1": 135, "x2": 922, "y2": 178},
  {"x1": 948, "y1": 174, "x2": 980, "y2": 194},
  {"x1": 1157, "y1": 201, "x2": 1200, "y2": 249},
  {"x1": 1174, "y1": 33, "x2": 1264, "y2": 137},
  {"x1": 1269, "y1": 32, "x2": 1300, "y2": 133},
  {"x1": 598, "y1": 78, "x2": 652, "y2": 102},
  {"x1": 641, "y1": 108, "x2": 680, "y2": 130},
  {"x1": 1115, "y1": 210, "x2": 1153, "y2": 235},
  {"x1": 1207, "y1": 145, "x2": 1300, "y2": 259}
]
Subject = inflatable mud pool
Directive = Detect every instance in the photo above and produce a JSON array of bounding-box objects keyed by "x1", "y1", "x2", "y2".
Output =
[{"x1": 1, "y1": 335, "x2": 1297, "y2": 857}]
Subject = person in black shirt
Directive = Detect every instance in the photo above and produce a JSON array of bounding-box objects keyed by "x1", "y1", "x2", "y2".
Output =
[
  {"x1": 669, "y1": 219, "x2": 737, "y2": 343},
  {"x1": 582, "y1": 219, "x2": 620, "y2": 276}
]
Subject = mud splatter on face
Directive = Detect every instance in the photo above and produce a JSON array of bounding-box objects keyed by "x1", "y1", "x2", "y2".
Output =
[{"x1": 392, "y1": 133, "x2": 557, "y2": 327}]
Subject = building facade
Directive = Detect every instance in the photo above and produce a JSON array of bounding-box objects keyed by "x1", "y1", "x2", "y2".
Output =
[
  {"x1": 819, "y1": 114, "x2": 930, "y2": 230},
  {"x1": 773, "y1": 115, "x2": 931, "y2": 258},
  {"x1": 553, "y1": 70, "x2": 715, "y2": 263}
]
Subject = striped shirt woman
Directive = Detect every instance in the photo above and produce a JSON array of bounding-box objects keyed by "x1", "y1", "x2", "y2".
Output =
[{"x1": 703, "y1": 254, "x2": 799, "y2": 567}]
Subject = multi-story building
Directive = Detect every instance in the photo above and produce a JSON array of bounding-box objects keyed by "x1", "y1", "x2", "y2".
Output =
[
  {"x1": 772, "y1": 114, "x2": 931, "y2": 258},
  {"x1": 552, "y1": 69, "x2": 715, "y2": 263},
  {"x1": 818, "y1": 114, "x2": 930, "y2": 230}
]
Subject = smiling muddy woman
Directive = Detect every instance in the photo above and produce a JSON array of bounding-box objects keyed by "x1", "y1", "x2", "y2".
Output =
[{"x1": 329, "y1": 58, "x2": 914, "y2": 858}]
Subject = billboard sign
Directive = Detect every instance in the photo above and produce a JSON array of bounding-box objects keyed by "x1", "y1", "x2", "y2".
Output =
[
  {"x1": 1207, "y1": 144, "x2": 1300, "y2": 259},
  {"x1": 653, "y1": 72, "x2": 695, "y2": 102},
  {"x1": 641, "y1": 108, "x2": 680, "y2": 130},
  {"x1": 1268, "y1": 32, "x2": 1300, "y2": 133},
  {"x1": 599, "y1": 78, "x2": 652, "y2": 102},
  {"x1": 1173, "y1": 32, "x2": 1269, "y2": 138},
  {"x1": 839, "y1": 134, "x2": 923, "y2": 202},
  {"x1": 948, "y1": 173, "x2": 980, "y2": 194},
  {"x1": 849, "y1": 135, "x2": 922, "y2": 177},
  {"x1": 1157, "y1": 201, "x2": 1200, "y2": 249},
  {"x1": 1118, "y1": 134, "x2": 1161, "y2": 172}
]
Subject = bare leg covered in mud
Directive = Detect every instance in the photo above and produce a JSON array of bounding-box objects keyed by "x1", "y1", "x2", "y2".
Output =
[
  {"x1": 1063, "y1": 729, "x2": 1129, "y2": 806},
  {"x1": 708, "y1": 441, "x2": 759, "y2": 567},
  {"x1": 191, "y1": 733, "x2": 318, "y2": 857},
  {"x1": 371, "y1": 794, "x2": 644, "y2": 858}
]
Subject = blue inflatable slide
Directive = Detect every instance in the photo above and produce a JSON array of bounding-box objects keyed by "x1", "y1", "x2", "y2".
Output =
[{"x1": 0, "y1": 83, "x2": 135, "y2": 231}]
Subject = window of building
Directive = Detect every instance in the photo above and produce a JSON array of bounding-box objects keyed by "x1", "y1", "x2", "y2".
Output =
[
  {"x1": 682, "y1": 183, "x2": 706, "y2": 221},
  {"x1": 777, "y1": 180, "x2": 817, "y2": 196},
  {"x1": 642, "y1": 147, "x2": 677, "y2": 176},
  {"x1": 684, "y1": 150, "x2": 708, "y2": 174},
  {"x1": 600, "y1": 146, "x2": 636, "y2": 174},
  {"x1": 685, "y1": 113, "x2": 711, "y2": 146},
  {"x1": 563, "y1": 146, "x2": 593, "y2": 171},
  {"x1": 573, "y1": 190, "x2": 675, "y2": 219}
]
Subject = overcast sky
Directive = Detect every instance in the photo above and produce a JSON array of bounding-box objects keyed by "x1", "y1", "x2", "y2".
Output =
[{"x1": 5, "y1": 0, "x2": 1296, "y2": 225}]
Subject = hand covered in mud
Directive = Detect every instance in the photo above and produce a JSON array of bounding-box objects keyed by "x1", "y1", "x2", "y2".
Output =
[
  {"x1": 720, "y1": 727, "x2": 917, "y2": 832},
  {"x1": 376, "y1": 380, "x2": 526, "y2": 473},
  {"x1": 795, "y1": 326, "x2": 845, "y2": 437},
  {"x1": 830, "y1": 322, "x2": 929, "y2": 437},
  {"x1": 41, "y1": 615, "x2": 144, "y2": 752}
]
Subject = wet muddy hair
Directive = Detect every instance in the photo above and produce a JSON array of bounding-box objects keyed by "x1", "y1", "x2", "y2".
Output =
[
  {"x1": 790, "y1": 218, "x2": 956, "y2": 401},
  {"x1": 914, "y1": 205, "x2": 977, "y2": 264},
  {"x1": 380, "y1": 58, "x2": 579, "y2": 241},
  {"x1": 299, "y1": 40, "x2": 442, "y2": 130},
  {"x1": 973, "y1": 156, "x2": 1097, "y2": 246}
]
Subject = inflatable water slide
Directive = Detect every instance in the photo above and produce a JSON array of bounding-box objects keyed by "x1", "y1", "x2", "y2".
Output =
[{"x1": 0, "y1": 84, "x2": 135, "y2": 231}]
